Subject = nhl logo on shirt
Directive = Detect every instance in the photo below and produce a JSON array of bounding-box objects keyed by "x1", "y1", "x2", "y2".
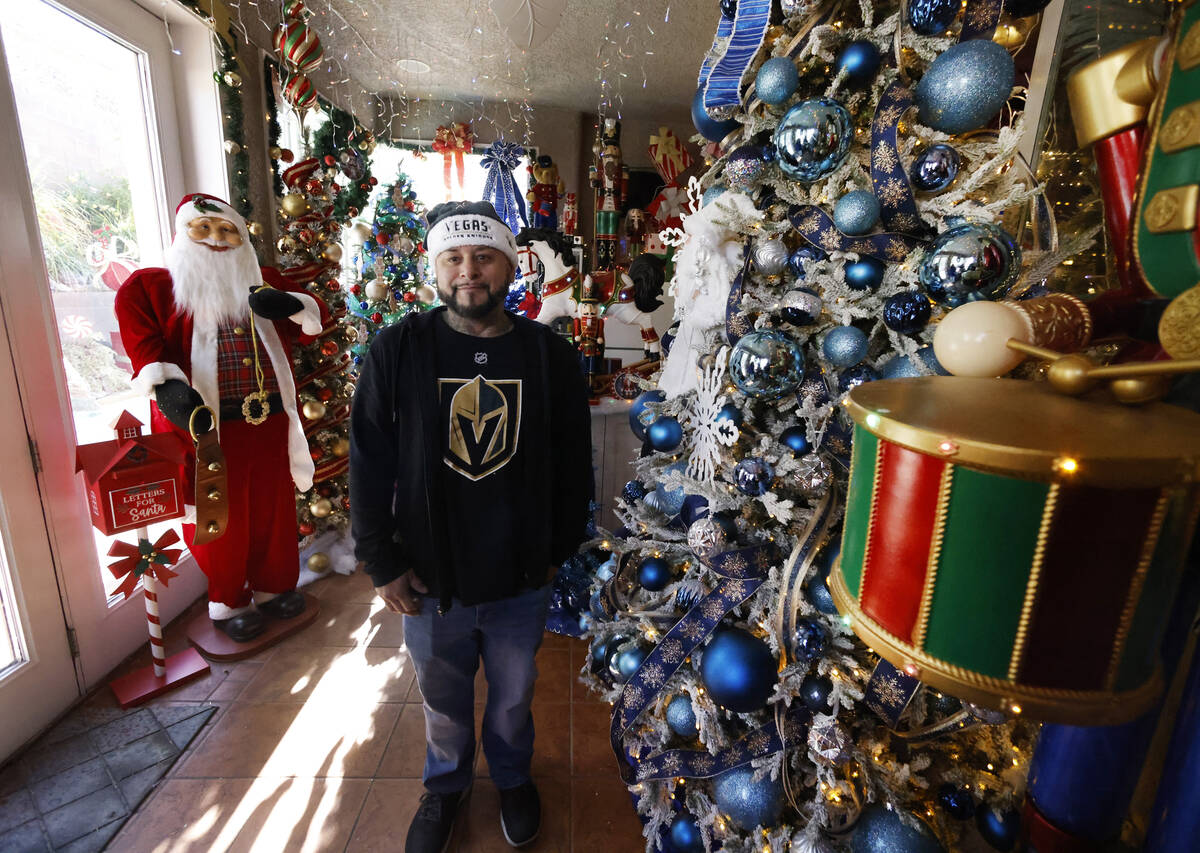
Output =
[
  {"x1": 475, "y1": 351, "x2": 488, "y2": 364},
  {"x1": 439, "y1": 375, "x2": 522, "y2": 480}
]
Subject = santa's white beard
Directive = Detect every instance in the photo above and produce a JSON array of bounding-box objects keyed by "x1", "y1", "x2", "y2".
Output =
[{"x1": 165, "y1": 234, "x2": 260, "y2": 328}]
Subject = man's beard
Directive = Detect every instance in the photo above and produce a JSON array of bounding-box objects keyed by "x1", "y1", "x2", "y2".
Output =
[
  {"x1": 440, "y1": 282, "x2": 504, "y2": 320},
  {"x1": 165, "y1": 233, "x2": 260, "y2": 328}
]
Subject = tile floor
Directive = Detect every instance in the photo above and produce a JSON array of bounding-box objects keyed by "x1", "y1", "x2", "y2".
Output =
[{"x1": 7, "y1": 571, "x2": 646, "y2": 853}]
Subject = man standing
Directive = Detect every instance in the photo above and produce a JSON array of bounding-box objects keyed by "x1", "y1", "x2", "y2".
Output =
[
  {"x1": 350, "y1": 201, "x2": 593, "y2": 852},
  {"x1": 116, "y1": 193, "x2": 326, "y2": 641}
]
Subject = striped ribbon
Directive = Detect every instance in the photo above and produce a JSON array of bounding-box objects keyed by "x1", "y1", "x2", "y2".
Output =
[
  {"x1": 870, "y1": 82, "x2": 930, "y2": 236},
  {"x1": 700, "y1": 0, "x2": 772, "y2": 120},
  {"x1": 481, "y1": 140, "x2": 529, "y2": 235},
  {"x1": 696, "y1": 9, "x2": 735, "y2": 96}
]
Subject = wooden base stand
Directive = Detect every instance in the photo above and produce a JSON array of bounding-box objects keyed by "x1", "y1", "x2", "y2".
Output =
[
  {"x1": 109, "y1": 647, "x2": 211, "y2": 709},
  {"x1": 186, "y1": 593, "x2": 321, "y2": 661}
]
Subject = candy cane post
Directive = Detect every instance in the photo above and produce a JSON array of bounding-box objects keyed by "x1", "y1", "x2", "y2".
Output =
[{"x1": 75, "y1": 411, "x2": 210, "y2": 707}]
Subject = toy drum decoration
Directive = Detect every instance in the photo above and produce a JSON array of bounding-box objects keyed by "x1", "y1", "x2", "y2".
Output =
[{"x1": 831, "y1": 376, "x2": 1200, "y2": 725}]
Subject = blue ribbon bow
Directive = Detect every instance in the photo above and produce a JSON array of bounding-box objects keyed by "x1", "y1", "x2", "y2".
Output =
[{"x1": 481, "y1": 140, "x2": 529, "y2": 234}]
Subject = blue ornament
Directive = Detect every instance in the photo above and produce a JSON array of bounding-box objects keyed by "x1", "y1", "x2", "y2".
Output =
[
  {"x1": 851, "y1": 805, "x2": 946, "y2": 853},
  {"x1": 669, "y1": 813, "x2": 704, "y2": 853},
  {"x1": 728, "y1": 329, "x2": 806, "y2": 398},
  {"x1": 800, "y1": 674, "x2": 833, "y2": 711},
  {"x1": 720, "y1": 0, "x2": 737, "y2": 18},
  {"x1": 788, "y1": 245, "x2": 825, "y2": 276},
  {"x1": 603, "y1": 635, "x2": 632, "y2": 677},
  {"x1": 654, "y1": 461, "x2": 688, "y2": 517},
  {"x1": 880, "y1": 355, "x2": 923, "y2": 379},
  {"x1": 680, "y1": 494, "x2": 710, "y2": 526},
  {"x1": 929, "y1": 691, "x2": 962, "y2": 716},
  {"x1": 725, "y1": 145, "x2": 767, "y2": 192},
  {"x1": 756, "y1": 56, "x2": 799, "y2": 106},
  {"x1": 702, "y1": 185, "x2": 727, "y2": 207},
  {"x1": 915, "y1": 40, "x2": 1016, "y2": 134},
  {"x1": 666, "y1": 695, "x2": 699, "y2": 738},
  {"x1": 839, "y1": 364, "x2": 880, "y2": 392},
  {"x1": 615, "y1": 645, "x2": 649, "y2": 682},
  {"x1": 714, "y1": 403, "x2": 743, "y2": 429},
  {"x1": 937, "y1": 783, "x2": 976, "y2": 820},
  {"x1": 910, "y1": 144, "x2": 962, "y2": 192},
  {"x1": 733, "y1": 457, "x2": 775, "y2": 496},
  {"x1": 908, "y1": 0, "x2": 957, "y2": 31},
  {"x1": 779, "y1": 424, "x2": 810, "y2": 456},
  {"x1": 773, "y1": 98, "x2": 853, "y2": 183},
  {"x1": 638, "y1": 556, "x2": 672, "y2": 592},
  {"x1": 700, "y1": 628, "x2": 776, "y2": 712},
  {"x1": 713, "y1": 766, "x2": 784, "y2": 831},
  {"x1": 844, "y1": 256, "x2": 887, "y2": 291},
  {"x1": 976, "y1": 806, "x2": 1020, "y2": 851},
  {"x1": 692, "y1": 88, "x2": 740, "y2": 143},
  {"x1": 914, "y1": 346, "x2": 949, "y2": 375},
  {"x1": 836, "y1": 40, "x2": 882, "y2": 87},
  {"x1": 648, "y1": 416, "x2": 684, "y2": 451},
  {"x1": 919, "y1": 222, "x2": 1021, "y2": 306},
  {"x1": 792, "y1": 617, "x2": 829, "y2": 662},
  {"x1": 822, "y1": 326, "x2": 869, "y2": 368},
  {"x1": 833, "y1": 190, "x2": 881, "y2": 235},
  {"x1": 622, "y1": 480, "x2": 647, "y2": 503},
  {"x1": 806, "y1": 572, "x2": 838, "y2": 614},
  {"x1": 630, "y1": 390, "x2": 666, "y2": 441},
  {"x1": 781, "y1": 288, "x2": 823, "y2": 326},
  {"x1": 882, "y1": 291, "x2": 932, "y2": 334}
]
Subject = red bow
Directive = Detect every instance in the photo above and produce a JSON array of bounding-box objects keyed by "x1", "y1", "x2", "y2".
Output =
[
  {"x1": 431, "y1": 122, "x2": 473, "y2": 199},
  {"x1": 107, "y1": 530, "x2": 182, "y2": 600}
]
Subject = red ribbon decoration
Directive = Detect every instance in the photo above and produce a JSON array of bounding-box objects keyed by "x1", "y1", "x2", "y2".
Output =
[
  {"x1": 107, "y1": 529, "x2": 182, "y2": 600},
  {"x1": 432, "y1": 122, "x2": 473, "y2": 199}
]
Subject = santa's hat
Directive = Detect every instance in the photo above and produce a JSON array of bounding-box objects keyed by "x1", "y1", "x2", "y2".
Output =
[{"x1": 174, "y1": 193, "x2": 245, "y2": 237}]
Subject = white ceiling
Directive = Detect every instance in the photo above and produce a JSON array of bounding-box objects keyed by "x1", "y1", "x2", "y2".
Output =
[{"x1": 247, "y1": 0, "x2": 720, "y2": 121}]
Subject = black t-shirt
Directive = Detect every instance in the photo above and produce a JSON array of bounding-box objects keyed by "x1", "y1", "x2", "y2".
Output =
[{"x1": 433, "y1": 313, "x2": 530, "y2": 605}]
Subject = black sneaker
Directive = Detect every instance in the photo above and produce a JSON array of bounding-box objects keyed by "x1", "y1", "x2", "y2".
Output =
[
  {"x1": 406, "y1": 789, "x2": 466, "y2": 853},
  {"x1": 498, "y1": 781, "x2": 540, "y2": 847}
]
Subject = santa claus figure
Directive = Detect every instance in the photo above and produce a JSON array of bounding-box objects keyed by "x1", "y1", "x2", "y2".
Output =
[{"x1": 115, "y1": 194, "x2": 328, "y2": 642}]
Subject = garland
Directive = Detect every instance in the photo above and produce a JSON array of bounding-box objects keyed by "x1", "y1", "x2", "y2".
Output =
[{"x1": 310, "y1": 103, "x2": 373, "y2": 222}]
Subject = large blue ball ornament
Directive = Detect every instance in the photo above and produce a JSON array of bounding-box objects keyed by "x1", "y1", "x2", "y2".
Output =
[
  {"x1": 833, "y1": 190, "x2": 881, "y2": 235},
  {"x1": 919, "y1": 222, "x2": 1021, "y2": 306},
  {"x1": 839, "y1": 364, "x2": 880, "y2": 392},
  {"x1": 654, "y1": 461, "x2": 689, "y2": 517},
  {"x1": 915, "y1": 40, "x2": 1016, "y2": 134},
  {"x1": 700, "y1": 628, "x2": 777, "y2": 712},
  {"x1": 788, "y1": 245, "x2": 825, "y2": 276},
  {"x1": 844, "y1": 256, "x2": 887, "y2": 291},
  {"x1": 733, "y1": 457, "x2": 775, "y2": 496},
  {"x1": 756, "y1": 56, "x2": 799, "y2": 106},
  {"x1": 836, "y1": 40, "x2": 882, "y2": 87},
  {"x1": 908, "y1": 0, "x2": 958, "y2": 34},
  {"x1": 638, "y1": 556, "x2": 672, "y2": 592},
  {"x1": 851, "y1": 804, "x2": 946, "y2": 853},
  {"x1": 713, "y1": 766, "x2": 784, "y2": 831},
  {"x1": 976, "y1": 806, "x2": 1020, "y2": 851},
  {"x1": 630, "y1": 390, "x2": 665, "y2": 441},
  {"x1": 910, "y1": 143, "x2": 962, "y2": 192},
  {"x1": 728, "y1": 330, "x2": 806, "y2": 398},
  {"x1": 666, "y1": 695, "x2": 699, "y2": 738},
  {"x1": 648, "y1": 415, "x2": 684, "y2": 451},
  {"x1": 801, "y1": 674, "x2": 833, "y2": 711},
  {"x1": 692, "y1": 88, "x2": 740, "y2": 143},
  {"x1": 916, "y1": 346, "x2": 951, "y2": 375},
  {"x1": 779, "y1": 424, "x2": 810, "y2": 455},
  {"x1": 714, "y1": 403, "x2": 743, "y2": 429},
  {"x1": 880, "y1": 355, "x2": 923, "y2": 379},
  {"x1": 882, "y1": 291, "x2": 932, "y2": 334},
  {"x1": 615, "y1": 645, "x2": 649, "y2": 682},
  {"x1": 822, "y1": 326, "x2": 869, "y2": 368},
  {"x1": 773, "y1": 98, "x2": 853, "y2": 183},
  {"x1": 669, "y1": 813, "x2": 705, "y2": 853}
]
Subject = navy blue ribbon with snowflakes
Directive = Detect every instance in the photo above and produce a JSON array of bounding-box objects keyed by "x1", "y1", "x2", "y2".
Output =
[
  {"x1": 724, "y1": 240, "x2": 754, "y2": 345},
  {"x1": 959, "y1": 0, "x2": 1002, "y2": 42},
  {"x1": 788, "y1": 204, "x2": 925, "y2": 262},
  {"x1": 870, "y1": 82, "x2": 929, "y2": 236}
]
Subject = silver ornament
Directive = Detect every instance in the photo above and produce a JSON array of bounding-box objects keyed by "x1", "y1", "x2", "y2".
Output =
[
  {"x1": 808, "y1": 717, "x2": 850, "y2": 764},
  {"x1": 753, "y1": 239, "x2": 789, "y2": 276},
  {"x1": 688, "y1": 517, "x2": 729, "y2": 560},
  {"x1": 794, "y1": 454, "x2": 831, "y2": 493},
  {"x1": 918, "y1": 221, "x2": 1021, "y2": 306},
  {"x1": 724, "y1": 145, "x2": 767, "y2": 191},
  {"x1": 781, "y1": 288, "x2": 823, "y2": 325}
]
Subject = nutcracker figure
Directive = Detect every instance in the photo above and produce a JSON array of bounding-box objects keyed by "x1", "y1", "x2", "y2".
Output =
[
  {"x1": 574, "y1": 278, "x2": 606, "y2": 382},
  {"x1": 589, "y1": 118, "x2": 628, "y2": 270},
  {"x1": 625, "y1": 208, "x2": 647, "y2": 260},
  {"x1": 561, "y1": 192, "x2": 579, "y2": 237},
  {"x1": 526, "y1": 154, "x2": 567, "y2": 229}
]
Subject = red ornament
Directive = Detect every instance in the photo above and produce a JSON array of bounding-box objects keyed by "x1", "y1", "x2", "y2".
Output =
[
  {"x1": 404, "y1": 201, "x2": 415, "y2": 211},
  {"x1": 309, "y1": 446, "x2": 323, "y2": 462},
  {"x1": 324, "y1": 155, "x2": 336, "y2": 166},
  {"x1": 297, "y1": 228, "x2": 315, "y2": 245},
  {"x1": 325, "y1": 279, "x2": 340, "y2": 292},
  {"x1": 359, "y1": 183, "x2": 370, "y2": 191},
  {"x1": 370, "y1": 312, "x2": 383, "y2": 323},
  {"x1": 280, "y1": 148, "x2": 295, "y2": 163},
  {"x1": 318, "y1": 387, "x2": 334, "y2": 402},
  {"x1": 350, "y1": 284, "x2": 361, "y2": 295},
  {"x1": 368, "y1": 177, "x2": 378, "y2": 186},
  {"x1": 416, "y1": 242, "x2": 424, "y2": 253},
  {"x1": 317, "y1": 484, "x2": 335, "y2": 497},
  {"x1": 403, "y1": 291, "x2": 417, "y2": 302},
  {"x1": 376, "y1": 231, "x2": 390, "y2": 244},
  {"x1": 298, "y1": 521, "x2": 316, "y2": 536},
  {"x1": 305, "y1": 179, "x2": 323, "y2": 194},
  {"x1": 348, "y1": 206, "x2": 359, "y2": 217},
  {"x1": 321, "y1": 340, "x2": 340, "y2": 356},
  {"x1": 341, "y1": 497, "x2": 351, "y2": 510}
]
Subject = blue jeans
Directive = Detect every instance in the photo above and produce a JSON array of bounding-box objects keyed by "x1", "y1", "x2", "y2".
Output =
[{"x1": 403, "y1": 585, "x2": 551, "y2": 794}]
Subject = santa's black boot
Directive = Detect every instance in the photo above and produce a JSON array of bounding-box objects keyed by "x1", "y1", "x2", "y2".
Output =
[
  {"x1": 214, "y1": 609, "x2": 266, "y2": 642},
  {"x1": 257, "y1": 589, "x2": 306, "y2": 620}
]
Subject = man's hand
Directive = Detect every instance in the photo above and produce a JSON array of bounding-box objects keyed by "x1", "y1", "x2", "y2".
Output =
[{"x1": 376, "y1": 571, "x2": 429, "y2": 615}]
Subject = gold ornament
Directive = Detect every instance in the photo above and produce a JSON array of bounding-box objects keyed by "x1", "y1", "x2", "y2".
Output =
[
  {"x1": 277, "y1": 235, "x2": 298, "y2": 254},
  {"x1": 1109, "y1": 375, "x2": 1171, "y2": 405},
  {"x1": 223, "y1": 140, "x2": 242, "y2": 155},
  {"x1": 415, "y1": 284, "x2": 437, "y2": 304},
  {"x1": 309, "y1": 497, "x2": 333, "y2": 518},
  {"x1": 222, "y1": 70, "x2": 243, "y2": 89},
  {"x1": 1159, "y1": 285, "x2": 1200, "y2": 360},
  {"x1": 247, "y1": 221, "x2": 264, "y2": 237},
  {"x1": 302, "y1": 400, "x2": 327, "y2": 420},
  {"x1": 322, "y1": 243, "x2": 343, "y2": 263},
  {"x1": 343, "y1": 326, "x2": 360, "y2": 343},
  {"x1": 270, "y1": 145, "x2": 283, "y2": 159},
  {"x1": 1046, "y1": 354, "x2": 1098, "y2": 396},
  {"x1": 281, "y1": 193, "x2": 309, "y2": 217},
  {"x1": 306, "y1": 551, "x2": 332, "y2": 573},
  {"x1": 331, "y1": 437, "x2": 350, "y2": 457}
]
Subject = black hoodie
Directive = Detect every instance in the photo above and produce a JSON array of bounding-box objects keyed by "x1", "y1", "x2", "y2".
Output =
[{"x1": 349, "y1": 307, "x2": 594, "y2": 614}]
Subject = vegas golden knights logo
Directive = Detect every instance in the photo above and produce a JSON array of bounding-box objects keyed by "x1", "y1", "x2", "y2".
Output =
[{"x1": 439, "y1": 375, "x2": 522, "y2": 481}]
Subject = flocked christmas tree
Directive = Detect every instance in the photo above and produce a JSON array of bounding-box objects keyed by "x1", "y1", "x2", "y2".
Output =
[
  {"x1": 347, "y1": 168, "x2": 435, "y2": 367},
  {"x1": 579, "y1": 0, "x2": 1086, "y2": 851}
]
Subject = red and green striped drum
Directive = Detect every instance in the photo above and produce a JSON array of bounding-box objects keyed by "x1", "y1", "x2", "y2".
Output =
[{"x1": 831, "y1": 376, "x2": 1200, "y2": 725}]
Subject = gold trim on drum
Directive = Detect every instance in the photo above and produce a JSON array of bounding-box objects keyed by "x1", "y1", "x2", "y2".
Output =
[
  {"x1": 829, "y1": 564, "x2": 1165, "y2": 724},
  {"x1": 1008, "y1": 483, "x2": 1059, "y2": 681},
  {"x1": 913, "y1": 464, "x2": 954, "y2": 650},
  {"x1": 1106, "y1": 489, "x2": 1171, "y2": 689}
]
